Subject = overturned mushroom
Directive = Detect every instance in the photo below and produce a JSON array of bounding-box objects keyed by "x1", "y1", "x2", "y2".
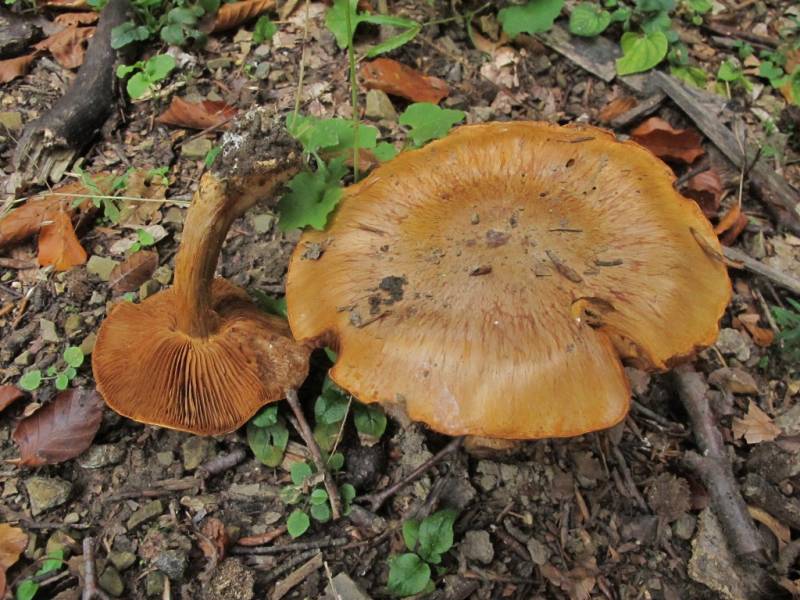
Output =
[
  {"x1": 286, "y1": 121, "x2": 730, "y2": 440},
  {"x1": 92, "y1": 112, "x2": 310, "y2": 435}
]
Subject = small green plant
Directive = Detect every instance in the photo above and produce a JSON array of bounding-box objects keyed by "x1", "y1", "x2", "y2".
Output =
[
  {"x1": 111, "y1": 0, "x2": 220, "y2": 50},
  {"x1": 72, "y1": 166, "x2": 121, "y2": 223},
  {"x1": 772, "y1": 298, "x2": 800, "y2": 364},
  {"x1": 325, "y1": 0, "x2": 421, "y2": 57},
  {"x1": 398, "y1": 103, "x2": 467, "y2": 148},
  {"x1": 716, "y1": 59, "x2": 753, "y2": 97},
  {"x1": 569, "y1": 2, "x2": 612, "y2": 37},
  {"x1": 387, "y1": 509, "x2": 459, "y2": 597},
  {"x1": 116, "y1": 54, "x2": 177, "y2": 100},
  {"x1": 615, "y1": 30, "x2": 668, "y2": 75},
  {"x1": 129, "y1": 228, "x2": 156, "y2": 253},
  {"x1": 498, "y1": 0, "x2": 565, "y2": 38},
  {"x1": 20, "y1": 347, "x2": 84, "y2": 392},
  {"x1": 247, "y1": 405, "x2": 290, "y2": 467},
  {"x1": 252, "y1": 16, "x2": 278, "y2": 43},
  {"x1": 16, "y1": 549, "x2": 65, "y2": 600}
]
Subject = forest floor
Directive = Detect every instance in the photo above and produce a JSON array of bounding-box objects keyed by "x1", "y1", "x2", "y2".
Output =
[{"x1": 1, "y1": 0, "x2": 800, "y2": 599}]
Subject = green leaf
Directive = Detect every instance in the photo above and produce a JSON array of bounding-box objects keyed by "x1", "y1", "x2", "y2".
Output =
[
  {"x1": 252, "y1": 291, "x2": 288, "y2": 318},
  {"x1": 365, "y1": 23, "x2": 421, "y2": 57},
  {"x1": 103, "y1": 199, "x2": 120, "y2": 223},
  {"x1": 399, "y1": 103, "x2": 466, "y2": 147},
  {"x1": 310, "y1": 501, "x2": 332, "y2": 522},
  {"x1": 246, "y1": 421, "x2": 289, "y2": 467},
  {"x1": 759, "y1": 61, "x2": 787, "y2": 87},
  {"x1": 609, "y1": 6, "x2": 631, "y2": 23},
  {"x1": 327, "y1": 451, "x2": 344, "y2": 471},
  {"x1": 17, "y1": 550, "x2": 64, "y2": 600},
  {"x1": 277, "y1": 159, "x2": 347, "y2": 231},
  {"x1": 251, "y1": 405, "x2": 279, "y2": 427},
  {"x1": 635, "y1": 0, "x2": 674, "y2": 12},
  {"x1": 353, "y1": 402, "x2": 387, "y2": 440},
  {"x1": 497, "y1": 0, "x2": 565, "y2": 38},
  {"x1": 126, "y1": 72, "x2": 151, "y2": 99},
  {"x1": 325, "y1": 0, "x2": 359, "y2": 48},
  {"x1": 167, "y1": 6, "x2": 201, "y2": 25},
  {"x1": 310, "y1": 488, "x2": 329, "y2": 505},
  {"x1": 287, "y1": 509, "x2": 310, "y2": 538},
  {"x1": 387, "y1": 553, "x2": 431, "y2": 597},
  {"x1": 615, "y1": 31, "x2": 668, "y2": 76},
  {"x1": 204, "y1": 145, "x2": 222, "y2": 168},
  {"x1": 685, "y1": 0, "x2": 711, "y2": 12},
  {"x1": 314, "y1": 386, "x2": 349, "y2": 425},
  {"x1": 290, "y1": 461, "x2": 313, "y2": 485},
  {"x1": 253, "y1": 16, "x2": 278, "y2": 43},
  {"x1": 19, "y1": 370, "x2": 42, "y2": 391},
  {"x1": 136, "y1": 228, "x2": 156, "y2": 247},
  {"x1": 55, "y1": 373, "x2": 69, "y2": 391},
  {"x1": 402, "y1": 519, "x2": 420, "y2": 552},
  {"x1": 670, "y1": 65, "x2": 707, "y2": 87},
  {"x1": 569, "y1": 3, "x2": 611, "y2": 37},
  {"x1": 63, "y1": 346, "x2": 84, "y2": 368},
  {"x1": 46, "y1": 366, "x2": 57, "y2": 377},
  {"x1": 145, "y1": 54, "x2": 176, "y2": 81},
  {"x1": 111, "y1": 21, "x2": 150, "y2": 49},
  {"x1": 160, "y1": 23, "x2": 185, "y2": 45},
  {"x1": 642, "y1": 11, "x2": 672, "y2": 35},
  {"x1": 64, "y1": 367, "x2": 76, "y2": 379},
  {"x1": 340, "y1": 483, "x2": 356, "y2": 504},
  {"x1": 199, "y1": 0, "x2": 220, "y2": 13},
  {"x1": 280, "y1": 484, "x2": 303, "y2": 504},
  {"x1": 373, "y1": 142, "x2": 398, "y2": 161},
  {"x1": 115, "y1": 62, "x2": 140, "y2": 79},
  {"x1": 791, "y1": 68, "x2": 800, "y2": 106},
  {"x1": 288, "y1": 115, "x2": 378, "y2": 156},
  {"x1": 417, "y1": 509, "x2": 458, "y2": 564},
  {"x1": 314, "y1": 421, "x2": 341, "y2": 452}
]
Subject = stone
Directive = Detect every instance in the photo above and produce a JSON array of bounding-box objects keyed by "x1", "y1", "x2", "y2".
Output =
[
  {"x1": 39, "y1": 318, "x2": 60, "y2": 343},
  {"x1": 181, "y1": 137, "x2": 213, "y2": 160},
  {"x1": 365, "y1": 90, "x2": 397, "y2": 121},
  {"x1": 156, "y1": 451, "x2": 174, "y2": 467},
  {"x1": 673, "y1": 513, "x2": 696, "y2": 541},
  {"x1": 87, "y1": 256, "x2": 119, "y2": 282},
  {"x1": 99, "y1": 566, "x2": 124, "y2": 597},
  {"x1": 326, "y1": 572, "x2": 373, "y2": 600},
  {"x1": 152, "y1": 266, "x2": 172, "y2": 286},
  {"x1": 138, "y1": 280, "x2": 160, "y2": 300},
  {"x1": 0, "y1": 111, "x2": 22, "y2": 132},
  {"x1": 127, "y1": 500, "x2": 163, "y2": 530},
  {"x1": 80, "y1": 332, "x2": 97, "y2": 355},
  {"x1": 78, "y1": 444, "x2": 125, "y2": 469},
  {"x1": 708, "y1": 367, "x2": 758, "y2": 395},
  {"x1": 181, "y1": 436, "x2": 214, "y2": 471},
  {"x1": 64, "y1": 512, "x2": 80, "y2": 524},
  {"x1": 207, "y1": 57, "x2": 232, "y2": 70},
  {"x1": 109, "y1": 550, "x2": 137, "y2": 571},
  {"x1": 13, "y1": 351, "x2": 32, "y2": 366},
  {"x1": 527, "y1": 536, "x2": 550, "y2": 566},
  {"x1": 145, "y1": 571, "x2": 165, "y2": 596},
  {"x1": 715, "y1": 328, "x2": 751, "y2": 362},
  {"x1": 25, "y1": 477, "x2": 72, "y2": 516},
  {"x1": 249, "y1": 213, "x2": 275, "y2": 234},
  {"x1": 89, "y1": 291, "x2": 106, "y2": 305},
  {"x1": 688, "y1": 509, "x2": 747, "y2": 599},
  {"x1": 152, "y1": 549, "x2": 188, "y2": 580},
  {"x1": 63, "y1": 314, "x2": 83, "y2": 337},
  {"x1": 461, "y1": 530, "x2": 494, "y2": 564}
]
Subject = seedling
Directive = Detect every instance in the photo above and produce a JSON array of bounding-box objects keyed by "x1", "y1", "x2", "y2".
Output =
[
  {"x1": 772, "y1": 298, "x2": 800, "y2": 364},
  {"x1": 16, "y1": 549, "x2": 65, "y2": 600},
  {"x1": 116, "y1": 54, "x2": 177, "y2": 100},
  {"x1": 325, "y1": 0, "x2": 421, "y2": 57},
  {"x1": 716, "y1": 59, "x2": 753, "y2": 97},
  {"x1": 499, "y1": 0, "x2": 565, "y2": 38},
  {"x1": 387, "y1": 509, "x2": 459, "y2": 596},
  {"x1": 398, "y1": 103, "x2": 466, "y2": 148},
  {"x1": 71, "y1": 165, "x2": 121, "y2": 223},
  {"x1": 19, "y1": 346, "x2": 84, "y2": 392},
  {"x1": 247, "y1": 405, "x2": 290, "y2": 467},
  {"x1": 111, "y1": 0, "x2": 219, "y2": 49},
  {"x1": 252, "y1": 16, "x2": 278, "y2": 43}
]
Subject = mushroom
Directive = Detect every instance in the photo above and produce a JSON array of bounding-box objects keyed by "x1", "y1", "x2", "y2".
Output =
[
  {"x1": 285, "y1": 121, "x2": 731, "y2": 440},
  {"x1": 92, "y1": 112, "x2": 311, "y2": 435}
]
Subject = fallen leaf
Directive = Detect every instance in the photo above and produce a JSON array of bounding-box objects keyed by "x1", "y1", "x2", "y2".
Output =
[
  {"x1": 630, "y1": 117, "x2": 705, "y2": 164},
  {"x1": 715, "y1": 205, "x2": 748, "y2": 246},
  {"x1": 12, "y1": 388, "x2": 104, "y2": 467},
  {"x1": 109, "y1": 250, "x2": 158, "y2": 293},
  {"x1": 736, "y1": 313, "x2": 775, "y2": 347},
  {"x1": 34, "y1": 25, "x2": 94, "y2": 69},
  {"x1": 210, "y1": 0, "x2": 275, "y2": 32},
  {"x1": 470, "y1": 27, "x2": 509, "y2": 54},
  {"x1": 237, "y1": 526, "x2": 286, "y2": 546},
  {"x1": 156, "y1": 97, "x2": 237, "y2": 130},
  {"x1": 779, "y1": 50, "x2": 799, "y2": 104},
  {"x1": 714, "y1": 204, "x2": 742, "y2": 235},
  {"x1": 732, "y1": 401, "x2": 781, "y2": 445},
  {"x1": 360, "y1": 58, "x2": 449, "y2": 104},
  {"x1": 598, "y1": 96, "x2": 637, "y2": 123},
  {"x1": 747, "y1": 505, "x2": 790, "y2": 547},
  {"x1": 0, "y1": 53, "x2": 38, "y2": 84},
  {"x1": 684, "y1": 169, "x2": 723, "y2": 217},
  {"x1": 0, "y1": 386, "x2": 25, "y2": 414},
  {"x1": 0, "y1": 524, "x2": 28, "y2": 597},
  {"x1": 54, "y1": 12, "x2": 98, "y2": 26},
  {"x1": 37, "y1": 209, "x2": 88, "y2": 271},
  {"x1": 708, "y1": 367, "x2": 758, "y2": 395},
  {"x1": 199, "y1": 517, "x2": 229, "y2": 561}
]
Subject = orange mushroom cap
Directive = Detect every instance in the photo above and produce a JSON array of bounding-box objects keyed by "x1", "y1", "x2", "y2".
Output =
[
  {"x1": 93, "y1": 141, "x2": 310, "y2": 435},
  {"x1": 285, "y1": 121, "x2": 731, "y2": 440}
]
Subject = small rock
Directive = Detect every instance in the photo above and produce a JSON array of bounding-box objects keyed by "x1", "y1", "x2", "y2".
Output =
[
  {"x1": 39, "y1": 318, "x2": 60, "y2": 343},
  {"x1": 708, "y1": 367, "x2": 758, "y2": 395},
  {"x1": 89, "y1": 291, "x2": 106, "y2": 305},
  {"x1": 181, "y1": 436, "x2": 214, "y2": 471},
  {"x1": 249, "y1": 213, "x2": 275, "y2": 234},
  {"x1": 63, "y1": 314, "x2": 83, "y2": 337},
  {"x1": 127, "y1": 499, "x2": 164, "y2": 530},
  {"x1": 152, "y1": 549, "x2": 188, "y2": 580},
  {"x1": 109, "y1": 550, "x2": 137, "y2": 571},
  {"x1": 0, "y1": 111, "x2": 23, "y2": 132},
  {"x1": 156, "y1": 451, "x2": 174, "y2": 467},
  {"x1": 25, "y1": 477, "x2": 72, "y2": 516},
  {"x1": 14, "y1": 351, "x2": 32, "y2": 366},
  {"x1": 145, "y1": 571, "x2": 165, "y2": 597},
  {"x1": 80, "y1": 333, "x2": 97, "y2": 355},
  {"x1": 326, "y1": 572, "x2": 373, "y2": 600},
  {"x1": 527, "y1": 536, "x2": 550, "y2": 565},
  {"x1": 163, "y1": 207, "x2": 184, "y2": 224},
  {"x1": 152, "y1": 266, "x2": 173, "y2": 286},
  {"x1": 461, "y1": 530, "x2": 494, "y2": 564},
  {"x1": 181, "y1": 137, "x2": 213, "y2": 160},
  {"x1": 254, "y1": 62, "x2": 270, "y2": 79},
  {"x1": 207, "y1": 57, "x2": 232, "y2": 70},
  {"x1": 99, "y1": 566, "x2": 124, "y2": 597},
  {"x1": 365, "y1": 90, "x2": 397, "y2": 121},
  {"x1": 715, "y1": 328, "x2": 751, "y2": 362},
  {"x1": 64, "y1": 512, "x2": 80, "y2": 524},
  {"x1": 138, "y1": 280, "x2": 160, "y2": 300},
  {"x1": 78, "y1": 444, "x2": 125, "y2": 469},
  {"x1": 673, "y1": 513, "x2": 696, "y2": 541},
  {"x1": 87, "y1": 256, "x2": 119, "y2": 282}
]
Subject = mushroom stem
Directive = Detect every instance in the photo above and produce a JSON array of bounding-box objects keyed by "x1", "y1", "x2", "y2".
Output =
[{"x1": 285, "y1": 388, "x2": 343, "y2": 520}]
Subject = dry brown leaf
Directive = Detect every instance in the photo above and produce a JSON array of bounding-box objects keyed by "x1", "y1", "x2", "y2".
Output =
[
  {"x1": 747, "y1": 505, "x2": 790, "y2": 546},
  {"x1": 210, "y1": 0, "x2": 276, "y2": 32},
  {"x1": 199, "y1": 517, "x2": 229, "y2": 560},
  {"x1": 630, "y1": 117, "x2": 705, "y2": 165},
  {"x1": 0, "y1": 53, "x2": 38, "y2": 84},
  {"x1": 43, "y1": 0, "x2": 89, "y2": 7},
  {"x1": 714, "y1": 204, "x2": 742, "y2": 235},
  {"x1": 470, "y1": 27, "x2": 508, "y2": 55},
  {"x1": 736, "y1": 313, "x2": 775, "y2": 347},
  {"x1": 360, "y1": 58, "x2": 449, "y2": 104},
  {"x1": 684, "y1": 169, "x2": 723, "y2": 217},
  {"x1": 35, "y1": 26, "x2": 95, "y2": 69},
  {"x1": 0, "y1": 386, "x2": 25, "y2": 414},
  {"x1": 237, "y1": 526, "x2": 286, "y2": 546},
  {"x1": 732, "y1": 401, "x2": 781, "y2": 445},
  {"x1": 12, "y1": 388, "x2": 104, "y2": 467},
  {"x1": 109, "y1": 250, "x2": 158, "y2": 294},
  {"x1": 54, "y1": 12, "x2": 99, "y2": 26},
  {"x1": 707, "y1": 367, "x2": 758, "y2": 395},
  {"x1": 156, "y1": 97, "x2": 237, "y2": 130},
  {"x1": 0, "y1": 524, "x2": 28, "y2": 597},
  {"x1": 598, "y1": 96, "x2": 637, "y2": 123},
  {"x1": 37, "y1": 209, "x2": 88, "y2": 271},
  {"x1": 715, "y1": 205, "x2": 748, "y2": 246}
]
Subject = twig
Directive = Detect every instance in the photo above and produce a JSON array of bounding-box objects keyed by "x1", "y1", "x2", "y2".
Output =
[
  {"x1": 611, "y1": 443, "x2": 649, "y2": 512},
  {"x1": 236, "y1": 526, "x2": 287, "y2": 547},
  {"x1": 609, "y1": 92, "x2": 665, "y2": 129},
  {"x1": 672, "y1": 366, "x2": 765, "y2": 562},
  {"x1": 723, "y1": 246, "x2": 800, "y2": 296},
  {"x1": 81, "y1": 537, "x2": 110, "y2": 600},
  {"x1": 195, "y1": 447, "x2": 247, "y2": 479},
  {"x1": 674, "y1": 158, "x2": 711, "y2": 189},
  {"x1": 262, "y1": 549, "x2": 322, "y2": 586},
  {"x1": 358, "y1": 436, "x2": 464, "y2": 512},
  {"x1": 0, "y1": 257, "x2": 36, "y2": 269},
  {"x1": 285, "y1": 388, "x2": 342, "y2": 520},
  {"x1": 271, "y1": 551, "x2": 323, "y2": 600},
  {"x1": 231, "y1": 536, "x2": 348, "y2": 556}
]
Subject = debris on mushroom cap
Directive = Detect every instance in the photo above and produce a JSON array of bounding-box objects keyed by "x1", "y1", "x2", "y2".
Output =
[
  {"x1": 93, "y1": 278, "x2": 309, "y2": 435},
  {"x1": 285, "y1": 121, "x2": 731, "y2": 440}
]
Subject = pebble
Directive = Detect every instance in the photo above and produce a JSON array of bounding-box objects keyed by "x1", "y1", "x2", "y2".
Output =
[
  {"x1": 89, "y1": 291, "x2": 106, "y2": 305},
  {"x1": 461, "y1": 530, "x2": 494, "y2": 564},
  {"x1": 25, "y1": 477, "x2": 72, "y2": 516},
  {"x1": 127, "y1": 499, "x2": 164, "y2": 530},
  {"x1": 326, "y1": 572, "x2": 373, "y2": 600},
  {"x1": 139, "y1": 280, "x2": 160, "y2": 300},
  {"x1": 63, "y1": 314, "x2": 83, "y2": 337},
  {"x1": 249, "y1": 213, "x2": 275, "y2": 234},
  {"x1": 80, "y1": 332, "x2": 96, "y2": 355},
  {"x1": 153, "y1": 549, "x2": 188, "y2": 580},
  {"x1": 715, "y1": 328, "x2": 751, "y2": 362},
  {"x1": 99, "y1": 565, "x2": 124, "y2": 597},
  {"x1": 39, "y1": 318, "x2": 60, "y2": 343},
  {"x1": 145, "y1": 571, "x2": 165, "y2": 596},
  {"x1": 13, "y1": 351, "x2": 32, "y2": 366},
  {"x1": 206, "y1": 57, "x2": 232, "y2": 70},
  {"x1": 527, "y1": 536, "x2": 550, "y2": 566},
  {"x1": 673, "y1": 513, "x2": 696, "y2": 541},
  {"x1": 0, "y1": 111, "x2": 22, "y2": 132},
  {"x1": 156, "y1": 451, "x2": 174, "y2": 467},
  {"x1": 181, "y1": 436, "x2": 214, "y2": 471},
  {"x1": 153, "y1": 266, "x2": 173, "y2": 286},
  {"x1": 78, "y1": 444, "x2": 125, "y2": 469},
  {"x1": 181, "y1": 137, "x2": 213, "y2": 160},
  {"x1": 109, "y1": 550, "x2": 137, "y2": 571},
  {"x1": 365, "y1": 90, "x2": 397, "y2": 121},
  {"x1": 87, "y1": 256, "x2": 119, "y2": 282}
]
